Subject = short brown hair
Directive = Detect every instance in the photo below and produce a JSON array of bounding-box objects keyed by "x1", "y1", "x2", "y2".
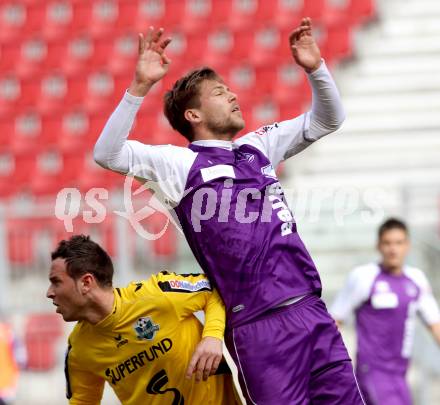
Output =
[
  {"x1": 378, "y1": 218, "x2": 408, "y2": 241},
  {"x1": 51, "y1": 235, "x2": 114, "y2": 288},
  {"x1": 164, "y1": 67, "x2": 221, "y2": 142}
]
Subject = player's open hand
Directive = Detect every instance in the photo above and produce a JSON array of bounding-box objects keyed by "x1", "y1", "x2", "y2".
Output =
[
  {"x1": 129, "y1": 27, "x2": 172, "y2": 96},
  {"x1": 186, "y1": 336, "x2": 222, "y2": 382},
  {"x1": 289, "y1": 17, "x2": 322, "y2": 73}
]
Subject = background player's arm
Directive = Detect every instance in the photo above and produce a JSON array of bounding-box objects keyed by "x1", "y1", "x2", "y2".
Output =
[
  {"x1": 93, "y1": 28, "x2": 192, "y2": 204},
  {"x1": 236, "y1": 18, "x2": 345, "y2": 167},
  {"x1": 330, "y1": 267, "x2": 371, "y2": 326},
  {"x1": 154, "y1": 272, "x2": 225, "y2": 381},
  {"x1": 65, "y1": 345, "x2": 105, "y2": 405},
  {"x1": 415, "y1": 270, "x2": 440, "y2": 345},
  {"x1": 430, "y1": 322, "x2": 440, "y2": 345}
]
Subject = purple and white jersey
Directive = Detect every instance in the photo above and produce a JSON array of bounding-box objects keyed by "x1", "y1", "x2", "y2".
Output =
[
  {"x1": 94, "y1": 61, "x2": 345, "y2": 328},
  {"x1": 331, "y1": 263, "x2": 440, "y2": 374},
  {"x1": 173, "y1": 140, "x2": 322, "y2": 327}
]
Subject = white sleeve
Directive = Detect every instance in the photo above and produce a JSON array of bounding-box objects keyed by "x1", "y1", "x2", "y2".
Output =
[
  {"x1": 93, "y1": 91, "x2": 196, "y2": 204},
  {"x1": 330, "y1": 266, "x2": 376, "y2": 322},
  {"x1": 410, "y1": 269, "x2": 440, "y2": 326},
  {"x1": 235, "y1": 60, "x2": 345, "y2": 167}
]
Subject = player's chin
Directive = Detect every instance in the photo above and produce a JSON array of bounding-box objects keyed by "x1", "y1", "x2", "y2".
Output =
[{"x1": 232, "y1": 116, "x2": 245, "y2": 131}]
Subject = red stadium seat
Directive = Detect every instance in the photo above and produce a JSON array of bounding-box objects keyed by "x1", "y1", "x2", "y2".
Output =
[
  {"x1": 41, "y1": 0, "x2": 75, "y2": 40},
  {"x1": 180, "y1": 0, "x2": 215, "y2": 34},
  {"x1": 204, "y1": 28, "x2": 252, "y2": 69},
  {"x1": 134, "y1": 0, "x2": 182, "y2": 31},
  {"x1": 89, "y1": 0, "x2": 120, "y2": 38},
  {"x1": 271, "y1": 63, "x2": 309, "y2": 106},
  {"x1": 0, "y1": 152, "x2": 22, "y2": 198},
  {"x1": 0, "y1": 74, "x2": 22, "y2": 118},
  {"x1": 348, "y1": 0, "x2": 376, "y2": 24},
  {"x1": 25, "y1": 313, "x2": 63, "y2": 371},
  {"x1": 0, "y1": 36, "x2": 48, "y2": 80},
  {"x1": 28, "y1": 147, "x2": 84, "y2": 196},
  {"x1": 273, "y1": 0, "x2": 303, "y2": 29},
  {"x1": 248, "y1": 25, "x2": 285, "y2": 67},
  {"x1": 60, "y1": 33, "x2": 95, "y2": 75},
  {"x1": 9, "y1": 110, "x2": 44, "y2": 154},
  {"x1": 107, "y1": 32, "x2": 138, "y2": 75},
  {"x1": 7, "y1": 218, "x2": 36, "y2": 265},
  {"x1": 0, "y1": 2, "x2": 26, "y2": 43}
]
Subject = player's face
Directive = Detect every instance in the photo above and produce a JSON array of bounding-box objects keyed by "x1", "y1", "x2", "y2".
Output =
[
  {"x1": 46, "y1": 258, "x2": 87, "y2": 322},
  {"x1": 195, "y1": 79, "x2": 245, "y2": 139},
  {"x1": 378, "y1": 229, "x2": 410, "y2": 271}
]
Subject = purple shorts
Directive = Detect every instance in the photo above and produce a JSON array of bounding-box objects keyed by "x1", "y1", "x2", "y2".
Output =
[
  {"x1": 225, "y1": 294, "x2": 364, "y2": 404},
  {"x1": 356, "y1": 366, "x2": 412, "y2": 405}
]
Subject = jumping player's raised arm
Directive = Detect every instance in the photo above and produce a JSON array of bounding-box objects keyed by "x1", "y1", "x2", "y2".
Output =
[
  {"x1": 236, "y1": 18, "x2": 345, "y2": 168},
  {"x1": 93, "y1": 27, "x2": 194, "y2": 204}
]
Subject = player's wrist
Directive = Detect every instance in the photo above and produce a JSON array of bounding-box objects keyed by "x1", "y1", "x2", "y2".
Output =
[
  {"x1": 128, "y1": 78, "x2": 154, "y2": 97},
  {"x1": 305, "y1": 59, "x2": 322, "y2": 74},
  {"x1": 201, "y1": 332, "x2": 223, "y2": 341}
]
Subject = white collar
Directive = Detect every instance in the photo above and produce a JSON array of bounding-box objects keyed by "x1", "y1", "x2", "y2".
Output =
[{"x1": 191, "y1": 139, "x2": 234, "y2": 151}]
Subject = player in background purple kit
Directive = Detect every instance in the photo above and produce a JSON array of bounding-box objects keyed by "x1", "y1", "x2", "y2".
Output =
[
  {"x1": 95, "y1": 19, "x2": 364, "y2": 403},
  {"x1": 331, "y1": 218, "x2": 440, "y2": 405}
]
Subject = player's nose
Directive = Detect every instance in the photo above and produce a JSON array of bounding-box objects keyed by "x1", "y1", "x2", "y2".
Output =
[
  {"x1": 228, "y1": 91, "x2": 237, "y2": 102},
  {"x1": 46, "y1": 286, "x2": 54, "y2": 299}
]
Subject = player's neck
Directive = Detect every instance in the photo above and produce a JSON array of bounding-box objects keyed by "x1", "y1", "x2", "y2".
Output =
[
  {"x1": 193, "y1": 129, "x2": 235, "y2": 142},
  {"x1": 380, "y1": 262, "x2": 403, "y2": 276},
  {"x1": 82, "y1": 288, "x2": 115, "y2": 325}
]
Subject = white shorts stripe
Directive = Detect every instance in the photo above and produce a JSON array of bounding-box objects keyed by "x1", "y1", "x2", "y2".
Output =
[{"x1": 232, "y1": 329, "x2": 257, "y2": 404}]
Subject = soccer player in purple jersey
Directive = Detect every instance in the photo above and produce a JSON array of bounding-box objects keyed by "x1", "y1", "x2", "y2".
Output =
[
  {"x1": 94, "y1": 19, "x2": 364, "y2": 403},
  {"x1": 331, "y1": 219, "x2": 440, "y2": 405}
]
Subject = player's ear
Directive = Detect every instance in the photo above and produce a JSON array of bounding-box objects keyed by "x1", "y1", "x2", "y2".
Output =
[
  {"x1": 79, "y1": 273, "x2": 95, "y2": 293},
  {"x1": 184, "y1": 109, "x2": 202, "y2": 125}
]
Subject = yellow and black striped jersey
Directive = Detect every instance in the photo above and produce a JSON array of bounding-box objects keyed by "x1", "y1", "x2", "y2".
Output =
[{"x1": 65, "y1": 271, "x2": 240, "y2": 405}]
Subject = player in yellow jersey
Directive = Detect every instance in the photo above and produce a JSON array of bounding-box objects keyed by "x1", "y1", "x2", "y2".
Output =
[{"x1": 46, "y1": 235, "x2": 240, "y2": 405}]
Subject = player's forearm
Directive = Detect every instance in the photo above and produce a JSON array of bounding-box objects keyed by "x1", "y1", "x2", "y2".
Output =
[
  {"x1": 306, "y1": 60, "x2": 345, "y2": 140},
  {"x1": 430, "y1": 322, "x2": 440, "y2": 346},
  {"x1": 93, "y1": 90, "x2": 144, "y2": 172},
  {"x1": 203, "y1": 290, "x2": 226, "y2": 340}
]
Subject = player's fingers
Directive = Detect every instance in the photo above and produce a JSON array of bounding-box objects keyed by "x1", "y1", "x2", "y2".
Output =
[
  {"x1": 161, "y1": 53, "x2": 171, "y2": 66},
  {"x1": 152, "y1": 27, "x2": 164, "y2": 44},
  {"x1": 203, "y1": 356, "x2": 214, "y2": 381},
  {"x1": 302, "y1": 17, "x2": 312, "y2": 28},
  {"x1": 159, "y1": 37, "x2": 172, "y2": 49},
  {"x1": 195, "y1": 355, "x2": 207, "y2": 383},
  {"x1": 138, "y1": 33, "x2": 145, "y2": 55},
  {"x1": 155, "y1": 37, "x2": 172, "y2": 54},
  {"x1": 145, "y1": 26, "x2": 154, "y2": 49},
  {"x1": 186, "y1": 352, "x2": 200, "y2": 379},
  {"x1": 289, "y1": 26, "x2": 309, "y2": 44},
  {"x1": 210, "y1": 356, "x2": 222, "y2": 376}
]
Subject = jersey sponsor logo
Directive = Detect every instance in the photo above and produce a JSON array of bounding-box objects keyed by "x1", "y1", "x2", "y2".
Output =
[
  {"x1": 158, "y1": 279, "x2": 211, "y2": 293},
  {"x1": 146, "y1": 369, "x2": 184, "y2": 405},
  {"x1": 134, "y1": 317, "x2": 160, "y2": 341},
  {"x1": 105, "y1": 338, "x2": 173, "y2": 385},
  {"x1": 254, "y1": 123, "x2": 278, "y2": 136},
  {"x1": 261, "y1": 181, "x2": 295, "y2": 236},
  {"x1": 200, "y1": 164, "x2": 236, "y2": 182},
  {"x1": 371, "y1": 292, "x2": 399, "y2": 309},
  {"x1": 261, "y1": 164, "x2": 277, "y2": 180}
]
